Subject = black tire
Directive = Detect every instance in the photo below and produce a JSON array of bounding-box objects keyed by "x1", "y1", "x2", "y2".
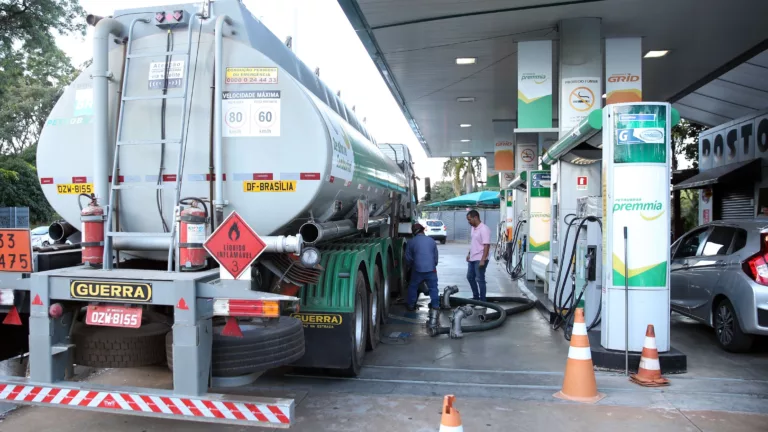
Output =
[
  {"x1": 340, "y1": 269, "x2": 368, "y2": 377},
  {"x1": 714, "y1": 298, "x2": 754, "y2": 353},
  {"x1": 367, "y1": 269, "x2": 382, "y2": 351},
  {"x1": 166, "y1": 316, "x2": 305, "y2": 377},
  {"x1": 440, "y1": 238, "x2": 446, "y2": 245},
  {"x1": 383, "y1": 254, "x2": 395, "y2": 322},
  {"x1": 72, "y1": 321, "x2": 169, "y2": 368}
]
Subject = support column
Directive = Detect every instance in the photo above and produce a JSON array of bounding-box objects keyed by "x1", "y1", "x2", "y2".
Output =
[{"x1": 549, "y1": 18, "x2": 603, "y2": 304}]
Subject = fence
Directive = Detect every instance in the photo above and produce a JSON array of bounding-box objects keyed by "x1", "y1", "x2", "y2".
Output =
[
  {"x1": 424, "y1": 209, "x2": 500, "y2": 243},
  {"x1": 0, "y1": 207, "x2": 29, "y2": 229}
]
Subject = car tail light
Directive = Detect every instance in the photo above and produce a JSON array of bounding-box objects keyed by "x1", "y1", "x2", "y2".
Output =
[
  {"x1": 443, "y1": 226, "x2": 447, "y2": 231},
  {"x1": 213, "y1": 299, "x2": 280, "y2": 317},
  {"x1": 743, "y1": 233, "x2": 768, "y2": 285}
]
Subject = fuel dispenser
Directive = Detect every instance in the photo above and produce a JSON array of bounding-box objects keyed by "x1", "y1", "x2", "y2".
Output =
[
  {"x1": 601, "y1": 102, "x2": 675, "y2": 353},
  {"x1": 542, "y1": 102, "x2": 677, "y2": 355}
]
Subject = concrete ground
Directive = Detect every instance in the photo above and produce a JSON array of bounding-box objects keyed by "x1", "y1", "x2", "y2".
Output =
[{"x1": 1, "y1": 242, "x2": 767, "y2": 431}]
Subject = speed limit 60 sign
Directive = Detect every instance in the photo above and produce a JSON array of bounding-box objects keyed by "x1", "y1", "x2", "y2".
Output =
[
  {"x1": 0, "y1": 229, "x2": 32, "y2": 272},
  {"x1": 222, "y1": 90, "x2": 281, "y2": 137}
]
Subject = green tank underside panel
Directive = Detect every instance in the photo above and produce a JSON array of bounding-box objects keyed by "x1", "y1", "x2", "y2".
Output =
[
  {"x1": 323, "y1": 242, "x2": 383, "y2": 292},
  {"x1": 300, "y1": 250, "x2": 365, "y2": 313},
  {"x1": 301, "y1": 238, "x2": 407, "y2": 313}
]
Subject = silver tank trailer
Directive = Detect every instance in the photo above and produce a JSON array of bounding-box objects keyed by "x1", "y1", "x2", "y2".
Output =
[{"x1": 37, "y1": 1, "x2": 409, "y2": 258}]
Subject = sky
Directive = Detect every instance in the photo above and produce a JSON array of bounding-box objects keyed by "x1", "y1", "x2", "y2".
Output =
[{"x1": 54, "y1": 0, "x2": 448, "y2": 194}]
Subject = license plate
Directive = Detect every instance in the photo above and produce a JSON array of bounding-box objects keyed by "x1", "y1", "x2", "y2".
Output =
[
  {"x1": 56, "y1": 183, "x2": 94, "y2": 195},
  {"x1": 85, "y1": 305, "x2": 142, "y2": 328},
  {"x1": 431, "y1": 228, "x2": 441, "y2": 231}
]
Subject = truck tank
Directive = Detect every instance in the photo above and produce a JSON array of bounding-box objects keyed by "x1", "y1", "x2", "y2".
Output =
[{"x1": 37, "y1": 1, "x2": 409, "y2": 258}]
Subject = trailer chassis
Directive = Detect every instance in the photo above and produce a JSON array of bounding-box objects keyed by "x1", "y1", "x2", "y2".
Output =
[{"x1": 0, "y1": 267, "x2": 297, "y2": 428}]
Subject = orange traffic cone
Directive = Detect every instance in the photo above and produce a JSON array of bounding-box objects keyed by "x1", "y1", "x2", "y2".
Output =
[
  {"x1": 554, "y1": 308, "x2": 605, "y2": 403},
  {"x1": 630, "y1": 324, "x2": 670, "y2": 387},
  {"x1": 439, "y1": 395, "x2": 463, "y2": 432}
]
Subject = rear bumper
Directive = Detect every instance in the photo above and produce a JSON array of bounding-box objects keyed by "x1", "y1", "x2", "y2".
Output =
[
  {"x1": 738, "y1": 278, "x2": 768, "y2": 336},
  {"x1": 425, "y1": 232, "x2": 446, "y2": 240}
]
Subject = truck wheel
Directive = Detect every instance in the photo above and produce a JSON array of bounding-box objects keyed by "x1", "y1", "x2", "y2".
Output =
[
  {"x1": 714, "y1": 298, "x2": 754, "y2": 353},
  {"x1": 383, "y1": 255, "x2": 395, "y2": 322},
  {"x1": 166, "y1": 316, "x2": 305, "y2": 377},
  {"x1": 367, "y1": 269, "x2": 383, "y2": 351},
  {"x1": 340, "y1": 269, "x2": 368, "y2": 377},
  {"x1": 72, "y1": 321, "x2": 169, "y2": 368}
]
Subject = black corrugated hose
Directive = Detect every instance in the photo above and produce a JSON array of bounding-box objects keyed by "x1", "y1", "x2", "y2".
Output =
[{"x1": 430, "y1": 296, "x2": 535, "y2": 335}]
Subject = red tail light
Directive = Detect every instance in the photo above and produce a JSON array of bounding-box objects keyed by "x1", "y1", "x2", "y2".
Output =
[
  {"x1": 443, "y1": 226, "x2": 447, "y2": 231},
  {"x1": 744, "y1": 233, "x2": 768, "y2": 286}
]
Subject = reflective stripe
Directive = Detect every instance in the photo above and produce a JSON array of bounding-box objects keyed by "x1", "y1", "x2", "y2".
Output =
[
  {"x1": 280, "y1": 172, "x2": 300, "y2": 180},
  {"x1": 639, "y1": 357, "x2": 660, "y2": 371},
  {"x1": 439, "y1": 425, "x2": 464, "y2": 432},
  {"x1": 0, "y1": 384, "x2": 292, "y2": 425},
  {"x1": 644, "y1": 336, "x2": 657, "y2": 349},
  {"x1": 567, "y1": 346, "x2": 592, "y2": 360},
  {"x1": 572, "y1": 322, "x2": 587, "y2": 336}
]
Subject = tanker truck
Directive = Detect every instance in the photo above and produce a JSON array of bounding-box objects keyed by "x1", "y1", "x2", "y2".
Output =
[{"x1": 0, "y1": 0, "x2": 421, "y2": 426}]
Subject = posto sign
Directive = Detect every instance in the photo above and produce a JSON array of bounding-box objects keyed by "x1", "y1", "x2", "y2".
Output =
[{"x1": 699, "y1": 109, "x2": 768, "y2": 171}]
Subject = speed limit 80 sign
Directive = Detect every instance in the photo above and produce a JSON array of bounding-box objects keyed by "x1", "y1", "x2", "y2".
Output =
[
  {"x1": 222, "y1": 90, "x2": 281, "y2": 138},
  {"x1": 0, "y1": 229, "x2": 32, "y2": 272}
]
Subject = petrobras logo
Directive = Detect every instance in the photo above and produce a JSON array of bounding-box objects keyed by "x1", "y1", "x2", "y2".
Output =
[
  {"x1": 521, "y1": 72, "x2": 548, "y2": 84},
  {"x1": 495, "y1": 141, "x2": 514, "y2": 147},
  {"x1": 612, "y1": 198, "x2": 665, "y2": 221},
  {"x1": 617, "y1": 128, "x2": 664, "y2": 145},
  {"x1": 608, "y1": 73, "x2": 640, "y2": 83}
]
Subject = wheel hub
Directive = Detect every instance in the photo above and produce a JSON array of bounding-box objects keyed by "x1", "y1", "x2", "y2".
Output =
[{"x1": 716, "y1": 305, "x2": 734, "y2": 345}]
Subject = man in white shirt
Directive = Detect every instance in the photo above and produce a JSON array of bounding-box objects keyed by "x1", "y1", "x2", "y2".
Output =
[{"x1": 466, "y1": 210, "x2": 491, "y2": 301}]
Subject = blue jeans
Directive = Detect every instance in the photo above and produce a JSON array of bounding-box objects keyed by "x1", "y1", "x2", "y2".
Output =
[
  {"x1": 467, "y1": 260, "x2": 488, "y2": 301},
  {"x1": 407, "y1": 270, "x2": 439, "y2": 309}
]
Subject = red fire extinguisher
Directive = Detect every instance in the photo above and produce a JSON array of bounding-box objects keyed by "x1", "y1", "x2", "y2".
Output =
[
  {"x1": 179, "y1": 203, "x2": 207, "y2": 271},
  {"x1": 80, "y1": 194, "x2": 104, "y2": 267}
]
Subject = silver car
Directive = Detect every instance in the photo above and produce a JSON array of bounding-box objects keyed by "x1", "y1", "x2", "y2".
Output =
[{"x1": 671, "y1": 219, "x2": 768, "y2": 352}]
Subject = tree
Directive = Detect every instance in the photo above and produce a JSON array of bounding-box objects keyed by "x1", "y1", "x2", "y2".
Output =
[
  {"x1": 671, "y1": 119, "x2": 707, "y2": 170},
  {"x1": 442, "y1": 157, "x2": 483, "y2": 195},
  {"x1": 0, "y1": 0, "x2": 84, "y2": 154},
  {"x1": 425, "y1": 181, "x2": 455, "y2": 203},
  {"x1": 0, "y1": 155, "x2": 55, "y2": 223}
]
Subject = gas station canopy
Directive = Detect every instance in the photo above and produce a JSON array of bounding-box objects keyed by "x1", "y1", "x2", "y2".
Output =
[{"x1": 338, "y1": 0, "x2": 768, "y2": 158}]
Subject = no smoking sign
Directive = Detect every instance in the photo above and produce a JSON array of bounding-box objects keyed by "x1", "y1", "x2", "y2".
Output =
[{"x1": 569, "y1": 87, "x2": 595, "y2": 112}]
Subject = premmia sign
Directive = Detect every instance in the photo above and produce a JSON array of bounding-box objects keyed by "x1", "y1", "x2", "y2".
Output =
[{"x1": 698, "y1": 109, "x2": 768, "y2": 171}]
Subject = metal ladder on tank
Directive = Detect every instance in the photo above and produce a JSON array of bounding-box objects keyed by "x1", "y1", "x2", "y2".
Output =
[{"x1": 104, "y1": 16, "x2": 197, "y2": 271}]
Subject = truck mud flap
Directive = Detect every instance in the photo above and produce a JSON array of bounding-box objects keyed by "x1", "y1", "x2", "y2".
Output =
[{"x1": 289, "y1": 312, "x2": 353, "y2": 369}]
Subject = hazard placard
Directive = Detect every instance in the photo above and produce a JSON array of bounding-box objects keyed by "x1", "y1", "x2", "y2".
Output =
[
  {"x1": 577, "y1": 176, "x2": 588, "y2": 191},
  {"x1": 203, "y1": 212, "x2": 266, "y2": 279},
  {"x1": 0, "y1": 229, "x2": 32, "y2": 272}
]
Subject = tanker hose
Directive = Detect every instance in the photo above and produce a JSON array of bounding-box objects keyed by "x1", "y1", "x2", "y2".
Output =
[
  {"x1": 477, "y1": 296, "x2": 536, "y2": 322},
  {"x1": 429, "y1": 295, "x2": 537, "y2": 336},
  {"x1": 439, "y1": 285, "x2": 459, "y2": 310}
]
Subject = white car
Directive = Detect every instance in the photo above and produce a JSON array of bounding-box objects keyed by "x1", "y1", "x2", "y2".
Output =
[
  {"x1": 30, "y1": 226, "x2": 53, "y2": 248},
  {"x1": 420, "y1": 219, "x2": 447, "y2": 244}
]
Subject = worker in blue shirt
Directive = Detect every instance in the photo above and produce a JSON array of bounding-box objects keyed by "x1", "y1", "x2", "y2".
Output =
[{"x1": 404, "y1": 223, "x2": 439, "y2": 311}]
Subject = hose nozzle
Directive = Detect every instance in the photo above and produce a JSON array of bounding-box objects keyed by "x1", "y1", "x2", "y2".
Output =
[
  {"x1": 450, "y1": 305, "x2": 474, "y2": 339},
  {"x1": 440, "y1": 285, "x2": 459, "y2": 310},
  {"x1": 426, "y1": 308, "x2": 441, "y2": 337}
]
